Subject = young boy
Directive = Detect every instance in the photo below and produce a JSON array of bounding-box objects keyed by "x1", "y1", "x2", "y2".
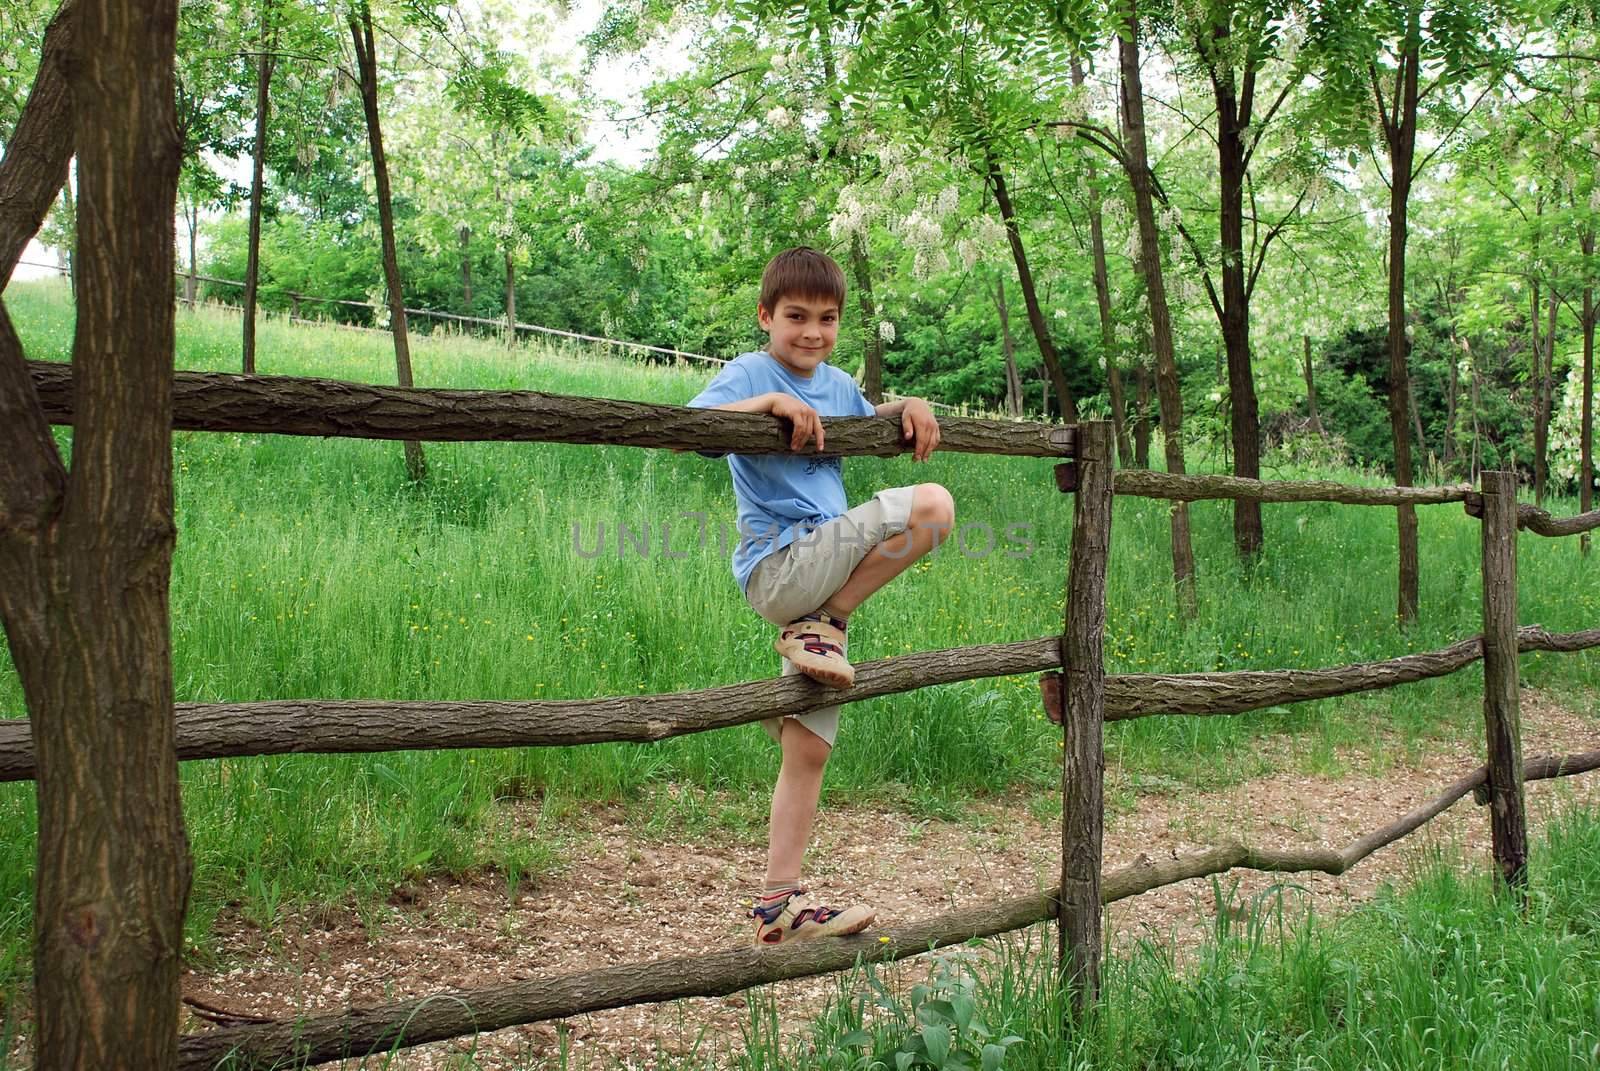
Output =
[{"x1": 688, "y1": 247, "x2": 954, "y2": 946}]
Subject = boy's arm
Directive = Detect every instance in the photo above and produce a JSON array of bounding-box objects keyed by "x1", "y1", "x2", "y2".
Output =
[
  {"x1": 874, "y1": 396, "x2": 940, "y2": 462},
  {"x1": 706, "y1": 391, "x2": 826, "y2": 452}
]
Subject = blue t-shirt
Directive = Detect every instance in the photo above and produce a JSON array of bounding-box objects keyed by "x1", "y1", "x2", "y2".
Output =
[{"x1": 688, "y1": 351, "x2": 876, "y2": 591}]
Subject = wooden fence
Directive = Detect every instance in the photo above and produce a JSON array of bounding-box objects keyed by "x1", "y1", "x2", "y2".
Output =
[{"x1": 19, "y1": 360, "x2": 1600, "y2": 1069}]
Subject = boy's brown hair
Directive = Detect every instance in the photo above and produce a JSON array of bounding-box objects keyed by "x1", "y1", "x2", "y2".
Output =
[{"x1": 759, "y1": 246, "x2": 846, "y2": 313}]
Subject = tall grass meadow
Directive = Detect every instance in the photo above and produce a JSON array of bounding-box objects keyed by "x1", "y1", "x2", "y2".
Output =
[{"x1": 0, "y1": 279, "x2": 1595, "y2": 1007}]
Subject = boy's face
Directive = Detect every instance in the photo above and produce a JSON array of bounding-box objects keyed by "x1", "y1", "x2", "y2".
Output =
[{"x1": 758, "y1": 294, "x2": 840, "y2": 378}]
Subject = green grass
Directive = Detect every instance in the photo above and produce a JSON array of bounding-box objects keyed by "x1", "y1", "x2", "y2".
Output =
[
  {"x1": 0, "y1": 278, "x2": 1596, "y2": 1005},
  {"x1": 689, "y1": 804, "x2": 1600, "y2": 1071}
]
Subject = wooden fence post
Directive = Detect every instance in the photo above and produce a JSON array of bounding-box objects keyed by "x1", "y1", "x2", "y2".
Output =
[
  {"x1": 1478, "y1": 470, "x2": 1527, "y2": 892},
  {"x1": 1059, "y1": 420, "x2": 1112, "y2": 1016}
]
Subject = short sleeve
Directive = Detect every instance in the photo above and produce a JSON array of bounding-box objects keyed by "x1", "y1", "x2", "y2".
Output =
[
  {"x1": 688, "y1": 362, "x2": 756, "y2": 409},
  {"x1": 853, "y1": 387, "x2": 876, "y2": 417}
]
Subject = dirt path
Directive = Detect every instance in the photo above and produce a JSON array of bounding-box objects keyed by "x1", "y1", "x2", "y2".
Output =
[{"x1": 162, "y1": 690, "x2": 1600, "y2": 1070}]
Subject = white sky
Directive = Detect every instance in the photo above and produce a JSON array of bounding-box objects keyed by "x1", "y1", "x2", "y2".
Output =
[{"x1": 4, "y1": 0, "x2": 675, "y2": 287}]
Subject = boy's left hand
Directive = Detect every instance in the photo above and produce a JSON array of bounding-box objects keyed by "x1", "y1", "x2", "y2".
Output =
[{"x1": 901, "y1": 398, "x2": 940, "y2": 462}]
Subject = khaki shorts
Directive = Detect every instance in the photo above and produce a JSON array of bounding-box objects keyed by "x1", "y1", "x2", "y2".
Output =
[{"x1": 744, "y1": 486, "x2": 917, "y2": 748}]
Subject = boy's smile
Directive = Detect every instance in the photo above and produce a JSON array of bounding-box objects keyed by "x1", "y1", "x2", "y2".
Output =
[{"x1": 758, "y1": 296, "x2": 840, "y2": 378}]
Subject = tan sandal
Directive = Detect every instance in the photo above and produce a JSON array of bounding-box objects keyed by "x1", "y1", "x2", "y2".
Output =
[
  {"x1": 775, "y1": 612, "x2": 854, "y2": 689},
  {"x1": 752, "y1": 889, "x2": 875, "y2": 945}
]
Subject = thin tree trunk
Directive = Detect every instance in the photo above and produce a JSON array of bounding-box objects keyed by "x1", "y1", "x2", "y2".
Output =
[
  {"x1": 241, "y1": 12, "x2": 275, "y2": 376},
  {"x1": 1582, "y1": 229, "x2": 1594, "y2": 557},
  {"x1": 184, "y1": 199, "x2": 198, "y2": 308},
  {"x1": 1072, "y1": 58, "x2": 1131, "y2": 465},
  {"x1": 850, "y1": 232, "x2": 884, "y2": 403},
  {"x1": 1303, "y1": 335, "x2": 1323, "y2": 435},
  {"x1": 350, "y1": 3, "x2": 425, "y2": 482},
  {"x1": 60, "y1": 171, "x2": 76, "y2": 298},
  {"x1": 987, "y1": 154, "x2": 1077, "y2": 422},
  {"x1": 995, "y1": 274, "x2": 1023, "y2": 417},
  {"x1": 1120, "y1": 6, "x2": 1197, "y2": 617},
  {"x1": 459, "y1": 224, "x2": 472, "y2": 310},
  {"x1": 1445, "y1": 335, "x2": 1459, "y2": 468},
  {"x1": 0, "y1": 0, "x2": 192, "y2": 1065},
  {"x1": 1470, "y1": 343, "x2": 1482, "y2": 481},
  {"x1": 1535, "y1": 283, "x2": 1558, "y2": 505},
  {"x1": 1199, "y1": 18, "x2": 1264, "y2": 561},
  {"x1": 0, "y1": 0, "x2": 76, "y2": 285},
  {"x1": 1407, "y1": 367, "x2": 1427, "y2": 463},
  {"x1": 1134, "y1": 355, "x2": 1152, "y2": 468},
  {"x1": 1380, "y1": 29, "x2": 1421, "y2": 624},
  {"x1": 504, "y1": 249, "x2": 516, "y2": 345}
]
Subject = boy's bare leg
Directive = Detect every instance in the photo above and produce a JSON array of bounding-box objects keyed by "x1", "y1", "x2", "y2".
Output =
[
  {"x1": 822, "y1": 483, "x2": 955, "y2": 618},
  {"x1": 764, "y1": 719, "x2": 831, "y2": 886}
]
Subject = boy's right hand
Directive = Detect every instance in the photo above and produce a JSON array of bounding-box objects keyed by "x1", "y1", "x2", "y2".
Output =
[{"x1": 769, "y1": 394, "x2": 824, "y2": 453}]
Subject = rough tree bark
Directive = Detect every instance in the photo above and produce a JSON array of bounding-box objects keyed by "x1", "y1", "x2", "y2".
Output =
[
  {"x1": 1120, "y1": 3, "x2": 1197, "y2": 616},
  {"x1": 1072, "y1": 58, "x2": 1131, "y2": 465},
  {"x1": 1479, "y1": 471, "x2": 1526, "y2": 891},
  {"x1": 241, "y1": 5, "x2": 276, "y2": 375},
  {"x1": 28, "y1": 359, "x2": 1079, "y2": 457},
  {"x1": 350, "y1": 2, "x2": 426, "y2": 482},
  {"x1": 2, "y1": 626, "x2": 1594, "y2": 780},
  {"x1": 1376, "y1": 22, "x2": 1422, "y2": 623},
  {"x1": 987, "y1": 153, "x2": 1077, "y2": 422},
  {"x1": 0, "y1": 0, "x2": 75, "y2": 285},
  {"x1": 0, "y1": 0, "x2": 192, "y2": 1066},
  {"x1": 1059, "y1": 422, "x2": 1112, "y2": 1012}
]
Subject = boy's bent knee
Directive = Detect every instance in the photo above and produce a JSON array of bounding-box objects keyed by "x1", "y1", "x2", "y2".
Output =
[
  {"x1": 910, "y1": 483, "x2": 955, "y2": 534},
  {"x1": 780, "y1": 719, "x2": 833, "y2": 768}
]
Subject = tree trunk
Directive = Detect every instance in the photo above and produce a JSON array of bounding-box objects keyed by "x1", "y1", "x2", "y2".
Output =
[
  {"x1": 1381, "y1": 31, "x2": 1421, "y2": 624},
  {"x1": 241, "y1": 12, "x2": 275, "y2": 376},
  {"x1": 59, "y1": 176, "x2": 76, "y2": 297},
  {"x1": 995, "y1": 275, "x2": 1023, "y2": 417},
  {"x1": 1134, "y1": 355, "x2": 1152, "y2": 468},
  {"x1": 987, "y1": 155, "x2": 1077, "y2": 422},
  {"x1": 1445, "y1": 336, "x2": 1459, "y2": 468},
  {"x1": 1534, "y1": 283, "x2": 1557, "y2": 505},
  {"x1": 0, "y1": 0, "x2": 192, "y2": 1066},
  {"x1": 850, "y1": 231, "x2": 884, "y2": 403},
  {"x1": 504, "y1": 248, "x2": 517, "y2": 345},
  {"x1": 1201, "y1": 20, "x2": 1264, "y2": 562},
  {"x1": 350, "y1": 4, "x2": 425, "y2": 482},
  {"x1": 0, "y1": 0, "x2": 77, "y2": 285},
  {"x1": 1407, "y1": 367, "x2": 1427, "y2": 463},
  {"x1": 459, "y1": 224, "x2": 472, "y2": 310},
  {"x1": 1303, "y1": 335, "x2": 1323, "y2": 434},
  {"x1": 184, "y1": 199, "x2": 198, "y2": 308},
  {"x1": 1072, "y1": 58, "x2": 1131, "y2": 466},
  {"x1": 1120, "y1": 5, "x2": 1197, "y2": 617},
  {"x1": 1583, "y1": 231, "x2": 1594, "y2": 557}
]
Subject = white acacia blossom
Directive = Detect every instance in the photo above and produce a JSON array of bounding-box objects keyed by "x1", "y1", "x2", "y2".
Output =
[{"x1": 878, "y1": 319, "x2": 896, "y2": 344}]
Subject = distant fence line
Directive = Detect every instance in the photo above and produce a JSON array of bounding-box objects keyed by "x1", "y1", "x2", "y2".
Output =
[
  {"x1": 14, "y1": 257, "x2": 960, "y2": 415},
  {"x1": 11, "y1": 358, "x2": 1599, "y2": 1067}
]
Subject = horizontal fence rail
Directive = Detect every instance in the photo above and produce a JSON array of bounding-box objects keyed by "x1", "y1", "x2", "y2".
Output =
[
  {"x1": 1114, "y1": 469, "x2": 1474, "y2": 507},
  {"x1": 26, "y1": 361, "x2": 1075, "y2": 459},
  {"x1": 2, "y1": 627, "x2": 1594, "y2": 782},
  {"x1": 174, "y1": 746, "x2": 1600, "y2": 1070}
]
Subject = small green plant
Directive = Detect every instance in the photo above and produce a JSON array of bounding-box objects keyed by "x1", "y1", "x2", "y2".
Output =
[{"x1": 836, "y1": 953, "x2": 1023, "y2": 1071}]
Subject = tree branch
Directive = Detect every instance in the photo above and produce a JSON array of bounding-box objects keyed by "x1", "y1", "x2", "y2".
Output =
[{"x1": 0, "y1": 0, "x2": 76, "y2": 285}]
